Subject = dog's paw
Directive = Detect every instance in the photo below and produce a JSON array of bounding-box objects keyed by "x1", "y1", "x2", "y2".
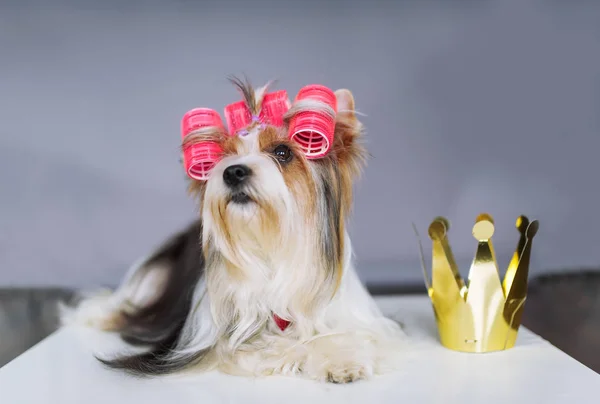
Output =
[
  {"x1": 322, "y1": 361, "x2": 372, "y2": 384},
  {"x1": 297, "y1": 332, "x2": 383, "y2": 383}
]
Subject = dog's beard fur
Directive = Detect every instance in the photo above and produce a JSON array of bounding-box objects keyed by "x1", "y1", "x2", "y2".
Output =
[{"x1": 59, "y1": 80, "x2": 406, "y2": 383}]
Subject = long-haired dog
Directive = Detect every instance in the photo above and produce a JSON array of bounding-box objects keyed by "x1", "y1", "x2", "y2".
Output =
[{"x1": 61, "y1": 78, "x2": 406, "y2": 383}]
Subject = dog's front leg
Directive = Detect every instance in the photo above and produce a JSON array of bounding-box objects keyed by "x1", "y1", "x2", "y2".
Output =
[
  {"x1": 239, "y1": 332, "x2": 391, "y2": 383},
  {"x1": 299, "y1": 331, "x2": 390, "y2": 383}
]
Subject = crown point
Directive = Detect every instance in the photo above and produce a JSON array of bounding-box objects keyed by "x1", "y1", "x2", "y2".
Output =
[
  {"x1": 476, "y1": 213, "x2": 494, "y2": 224},
  {"x1": 472, "y1": 219, "x2": 495, "y2": 241},
  {"x1": 428, "y1": 217, "x2": 449, "y2": 240},
  {"x1": 525, "y1": 220, "x2": 539, "y2": 239},
  {"x1": 435, "y1": 216, "x2": 450, "y2": 230},
  {"x1": 516, "y1": 215, "x2": 530, "y2": 233}
]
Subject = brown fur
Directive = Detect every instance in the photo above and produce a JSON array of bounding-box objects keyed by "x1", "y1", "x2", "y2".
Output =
[{"x1": 259, "y1": 127, "x2": 318, "y2": 220}]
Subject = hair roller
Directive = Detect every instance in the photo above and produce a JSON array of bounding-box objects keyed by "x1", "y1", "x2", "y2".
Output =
[
  {"x1": 181, "y1": 108, "x2": 225, "y2": 181},
  {"x1": 224, "y1": 100, "x2": 252, "y2": 135},
  {"x1": 259, "y1": 90, "x2": 290, "y2": 127},
  {"x1": 288, "y1": 85, "x2": 337, "y2": 159}
]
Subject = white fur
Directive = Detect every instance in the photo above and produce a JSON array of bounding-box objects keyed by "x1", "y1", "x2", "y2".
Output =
[{"x1": 212, "y1": 234, "x2": 406, "y2": 382}]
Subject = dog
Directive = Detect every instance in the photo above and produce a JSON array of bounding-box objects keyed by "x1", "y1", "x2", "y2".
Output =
[{"x1": 60, "y1": 78, "x2": 406, "y2": 383}]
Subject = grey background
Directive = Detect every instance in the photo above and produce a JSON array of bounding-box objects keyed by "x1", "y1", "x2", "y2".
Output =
[{"x1": 1, "y1": 0, "x2": 599, "y2": 288}]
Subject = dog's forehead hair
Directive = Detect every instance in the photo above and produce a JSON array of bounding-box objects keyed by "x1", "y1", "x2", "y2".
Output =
[
  {"x1": 236, "y1": 127, "x2": 261, "y2": 155},
  {"x1": 234, "y1": 126, "x2": 281, "y2": 156}
]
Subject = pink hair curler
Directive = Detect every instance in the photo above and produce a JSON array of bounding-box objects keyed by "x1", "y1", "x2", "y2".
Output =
[
  {"x1": 181, "y1": 108, "x2": 225, "y2": 181},
  {"x1": 224, "y1": 100, "x2": 252, "y2": 135},
  {"x1": 288, "y1": 85, "x2": 337, "y2": 159},
  {"x1": 259, "y1": 90, "x2": 290, "y2": 127}
]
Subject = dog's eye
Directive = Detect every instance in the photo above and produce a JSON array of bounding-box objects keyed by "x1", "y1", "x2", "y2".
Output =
[{"x1": 272, "y1": 144, "x2": 293, "y2": 163}]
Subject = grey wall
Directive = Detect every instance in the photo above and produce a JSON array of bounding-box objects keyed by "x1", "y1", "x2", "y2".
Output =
[{"x1": 1, "y1": 0, "x2": 599, "y2": 288}]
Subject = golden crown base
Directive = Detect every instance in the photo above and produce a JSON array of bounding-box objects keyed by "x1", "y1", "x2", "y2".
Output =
[{"x1": 415, "y1": 213, "x2": 539, "y2": 353}]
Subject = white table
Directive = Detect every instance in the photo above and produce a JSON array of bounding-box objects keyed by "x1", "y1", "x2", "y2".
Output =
[{"x1": 1, "y1": 296, "x2": 598, "y2": 403}]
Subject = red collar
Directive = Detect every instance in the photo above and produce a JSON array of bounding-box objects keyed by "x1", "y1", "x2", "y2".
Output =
[{"x1": 273, "y1": 314, "x2": 291, "y2": 331}]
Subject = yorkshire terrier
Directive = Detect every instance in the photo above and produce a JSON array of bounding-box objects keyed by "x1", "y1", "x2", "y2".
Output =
[{"x1": 61, "y1": 78, "x2": 406, "y2": 383}]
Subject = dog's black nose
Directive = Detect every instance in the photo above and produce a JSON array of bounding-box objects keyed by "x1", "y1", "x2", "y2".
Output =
[{"x1": 223, "y1": 164, "x2": 252, "y2": 188}]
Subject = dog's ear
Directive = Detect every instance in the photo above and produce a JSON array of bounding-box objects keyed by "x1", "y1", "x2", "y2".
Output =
[
  {"x1": 332, "y1": 89, "x2": 367, "y2": 179},
  {"x1": 335, "y1": 89, "x2": 356, "y2": 121}
]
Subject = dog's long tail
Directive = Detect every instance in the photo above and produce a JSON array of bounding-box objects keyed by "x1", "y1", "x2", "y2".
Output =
[{"x1": 59, "y1": 220, "x2": 206, "y2": 375}]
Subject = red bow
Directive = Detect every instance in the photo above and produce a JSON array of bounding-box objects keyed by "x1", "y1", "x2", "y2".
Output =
[{"x1": 273, "y1": 314, "x2": 291, "y2": 331}]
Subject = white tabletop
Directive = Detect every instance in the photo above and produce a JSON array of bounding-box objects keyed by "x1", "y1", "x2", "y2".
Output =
[{"x1": 1, "y1": 296, "x2": 598, "y2": 404}]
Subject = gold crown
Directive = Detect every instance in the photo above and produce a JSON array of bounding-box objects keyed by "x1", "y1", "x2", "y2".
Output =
[{"x1": 414, "y1": 214, "x2": 539, "y2": 353}]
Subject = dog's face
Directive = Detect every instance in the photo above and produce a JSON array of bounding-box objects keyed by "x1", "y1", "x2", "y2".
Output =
[
  {"x1": 204, "y1": 125, "x2": 312, "y2": 245},
  {"x1": 187, "y1": 85, "x2": 366, "y2": 289}
]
